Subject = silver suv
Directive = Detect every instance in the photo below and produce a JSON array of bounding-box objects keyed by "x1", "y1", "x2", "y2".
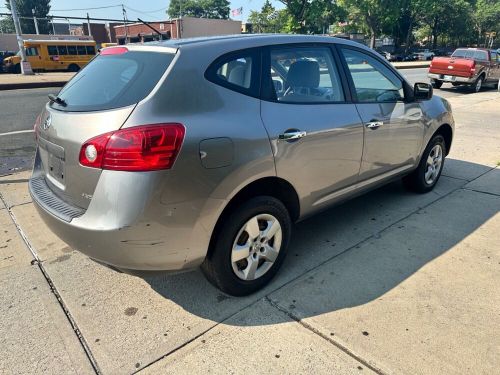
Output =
[{"x1": 30, "y1": 35, "x2": 454, "y2": 296}]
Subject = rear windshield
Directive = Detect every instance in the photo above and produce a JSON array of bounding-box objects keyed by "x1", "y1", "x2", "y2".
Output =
[
  {"x1": 52, "y1": 50, "x2": 175, "y2": 112},
  {"x1": 451, "y1": 49, "x2": 488, "y2": 61}
]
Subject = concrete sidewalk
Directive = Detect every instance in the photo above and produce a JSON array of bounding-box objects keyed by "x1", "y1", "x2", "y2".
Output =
[
  {"x1": 0, "y1": 72, "x2": 74, "y2": 90},
  {"x1": 0, "y1": 91, "x2": 498, "y2": 374}
]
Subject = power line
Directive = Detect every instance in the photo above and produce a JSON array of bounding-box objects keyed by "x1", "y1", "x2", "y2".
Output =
[
  {"x1": 50, "y1": 5, "x2": 122, "y2": 12},
  {"x1": 124, "y1": 6, "x2": 164, "y2": 20}
]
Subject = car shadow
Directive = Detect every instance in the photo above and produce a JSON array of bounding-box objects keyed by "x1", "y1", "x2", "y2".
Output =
[
  {"x1": 144, "y1": 159, "x2": 498, "y2": 326},
  {"x1": 437, "y1": 84, "x2": 497, "y2": 95}
]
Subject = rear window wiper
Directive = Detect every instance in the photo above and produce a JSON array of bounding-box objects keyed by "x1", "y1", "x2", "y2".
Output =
[{"x1": 48, "y1": 94, "x2": 67, "y2": 107}]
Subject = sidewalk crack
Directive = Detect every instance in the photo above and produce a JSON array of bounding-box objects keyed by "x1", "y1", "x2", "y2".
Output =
[{"x1": 265, "y1": 297, "x2": 388, "y2": 375}]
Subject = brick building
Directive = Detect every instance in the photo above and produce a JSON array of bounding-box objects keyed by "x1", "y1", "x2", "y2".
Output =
[{"x1": 113, "y1": 17, "x2": 241, "y2": 44}]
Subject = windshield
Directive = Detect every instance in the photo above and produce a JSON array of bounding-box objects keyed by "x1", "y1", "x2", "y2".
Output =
[{"x1": 52, "y1": 50, "x2": 175, "y2": 112}]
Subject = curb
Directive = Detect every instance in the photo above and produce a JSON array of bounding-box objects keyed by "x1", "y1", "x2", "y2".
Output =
[
  {"x1": 393, "y1": 63, "x2": 430, "y2": 70},
  {"x1": 0, "y1": 81, "x2": 67, "y2": 91}
]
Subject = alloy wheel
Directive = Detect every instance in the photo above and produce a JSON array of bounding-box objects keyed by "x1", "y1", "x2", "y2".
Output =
[
  {"x1": 424, "y1": 144, "x2": 443, "y2": 185},
  {"x1": 475, "y1": 78, "x2": 482, "y2": 92},
  {"x1": 231, "y1": 214, "x2": 282, "y2": 281}
]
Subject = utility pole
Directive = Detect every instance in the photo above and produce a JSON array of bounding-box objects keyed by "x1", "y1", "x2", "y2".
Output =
[
  {"x1": 50, "y1": 17, "x2": 56, "y2": 35},
  {"x1": 32, "y1": 9, "x2": 39, "y2": 35},
  {"x1": 9, "y1": 0, "x2": 33, "y2": 74},
  {"x1": 122, "y1": 4, "x2": 128, "y2": 44},
  {"x1": 178, "y1": 0, "x2": 183, "y2": 39},
  {"x1": 87, "y1": 13, "x2": 92, "y2": 37}
]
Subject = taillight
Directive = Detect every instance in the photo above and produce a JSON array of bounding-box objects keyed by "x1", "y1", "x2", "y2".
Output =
[
  {"x1": 34, "y1": 114, "x2": 41, "y2": 141},
  {"x1": 470, "y1": 62, "x2": 476, "y2": 76},
  {"x1": 79, "y1": 124, "x2": 185, "y2": 171}
]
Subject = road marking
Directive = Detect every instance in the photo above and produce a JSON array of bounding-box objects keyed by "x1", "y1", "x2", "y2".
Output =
[{"x1": 0, "y1": 129, "x2": 34, "y2": 137}]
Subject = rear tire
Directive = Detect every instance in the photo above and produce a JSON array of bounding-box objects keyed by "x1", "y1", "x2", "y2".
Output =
[
  {"x1": 68, "y1": 64, "x2": 80, "y2": 72},
  {"x1": 201, "y1": 196, "x2": 292, "y2": 296},
  {"x1": 403, "y1": 135, "x2": 446, "y2": 194},
  {"x1": 431, "y1": 79, "x2": 443, "y2": 89},
  {"x1": 472, "y1": 76, "x2": 483, "y2": 93}
]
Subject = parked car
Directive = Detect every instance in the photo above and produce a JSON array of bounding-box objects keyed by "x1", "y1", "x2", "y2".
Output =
[
  {"x1": 416, "y1": 49, "x2": 435, "y2": 61},
  {"x1": 374, "y1": 50, "x2": 403, "y2": 62},
  {"x1": 428, "y1": 48, "x2": 500, "y2": 92},
  {"x1": 29, "y1": 35, "x2": 454, "y2": 296},
  {"x1": 402, "y1": 53, "x2": 418, "y2": 62},
  {"x1": 0, "y1": 50, "x2": 15, "y2": 73}
]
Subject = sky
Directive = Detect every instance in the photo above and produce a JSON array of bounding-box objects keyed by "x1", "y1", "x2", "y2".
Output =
[{"x1": 38, "y1": 0, "x2": 285, "y2": 23}]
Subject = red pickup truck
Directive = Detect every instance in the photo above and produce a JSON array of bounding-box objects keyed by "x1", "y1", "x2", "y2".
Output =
[{"x1": 428, "y1": 48, "x2": 500, "y2": 92}]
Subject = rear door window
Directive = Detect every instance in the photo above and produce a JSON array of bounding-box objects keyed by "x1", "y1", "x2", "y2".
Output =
[
  {"x1": 53, "y1": 50, "x2": 175, "y2": 112},
  {"x1": 267, "y1": 46, "x2": 344, "y2": 103}
]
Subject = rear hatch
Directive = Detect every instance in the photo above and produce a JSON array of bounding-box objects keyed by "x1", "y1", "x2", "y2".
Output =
[{"x1": 33, "y1": 46, "x2": 176, "y2": 210}]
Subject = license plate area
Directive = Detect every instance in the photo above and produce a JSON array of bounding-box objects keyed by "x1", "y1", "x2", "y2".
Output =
[
  {"x1": 48, "y1": 153, "x2": 65, "y2": 183},
  {"x1": 443, "y1": 75, "x2": 455, "y2": 81}
]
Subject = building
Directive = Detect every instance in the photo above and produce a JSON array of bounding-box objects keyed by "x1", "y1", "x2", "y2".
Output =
[{"x1": 113, "y1": 17, "x2": 242, "y2": 44}]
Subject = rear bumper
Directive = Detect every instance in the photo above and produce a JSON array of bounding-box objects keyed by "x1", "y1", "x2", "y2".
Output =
[
  {"x1": 29, "y1": 159, "x2": 220, "y2": 272},
  {"x1": 428, "y1": 73, "x2": 475, "y2": 84}
]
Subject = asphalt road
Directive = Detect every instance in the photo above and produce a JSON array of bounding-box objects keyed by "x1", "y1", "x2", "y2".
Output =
[{"x1": 0, "y1": 67, "x2": 493, "y2": 175}]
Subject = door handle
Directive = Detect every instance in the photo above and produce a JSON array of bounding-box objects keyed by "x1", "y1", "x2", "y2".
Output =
[
  {"x1": 366, "y1": 121, "x2": 384, "y2": 129},
  {"x1": 279, "y1": 130, "x2": 307, "y2": 141}
]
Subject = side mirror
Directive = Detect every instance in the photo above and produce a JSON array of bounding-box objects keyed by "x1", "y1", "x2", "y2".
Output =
[{"x1": 414, "y1": 82, "x2": 433, "y2": 100}]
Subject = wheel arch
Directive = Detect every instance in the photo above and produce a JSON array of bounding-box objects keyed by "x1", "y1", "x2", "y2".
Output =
[
  {"x1": 206, "y1": 177, "x2": 300, "y2": 259},
  {"x1": 433, "y1": 123, "x2": 453, "y2": 155}
]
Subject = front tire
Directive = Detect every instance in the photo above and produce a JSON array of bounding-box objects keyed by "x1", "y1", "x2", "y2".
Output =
[
  {"x1": 201, "y1": 196, "x2": 292, "y2": 296},
  {"x1": 403, "y1": 135, "x2": 446, "y2": 193}
]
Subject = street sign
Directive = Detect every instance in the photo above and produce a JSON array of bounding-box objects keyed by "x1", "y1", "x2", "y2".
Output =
[{"x1": 21, "y1": 61, "x2": 33, "y2": 75}]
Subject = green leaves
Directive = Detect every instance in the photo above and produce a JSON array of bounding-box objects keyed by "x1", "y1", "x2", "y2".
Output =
[
  {"x1": 3, "y1": 0, "x2": 52, "y2": 34},
  {"x1": 167, "y1": 0, "x2": 230, "y2": 19}
]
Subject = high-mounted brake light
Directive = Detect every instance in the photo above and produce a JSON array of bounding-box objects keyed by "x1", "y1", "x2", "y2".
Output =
[
  {"x1": 79, "y1": 124, "x2": 185, "y2": 171},
  {"x1": 100, "y1": 46, "x2": 128, "y2": 56}
]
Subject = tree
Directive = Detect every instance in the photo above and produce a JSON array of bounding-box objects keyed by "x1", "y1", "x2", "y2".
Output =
[
  {"x1": 304, "y1": 0, "x2": 347, "y2": 34},
  {"x1": 248, "y1": 0, "x2": 290, "y2": 33},
  {"x1": 4, "y1": 0, "x2": 51, "y2": 34},
  {"x1": 167, "y1": 0, "x2": 230, "y2": 19},
  {"x1": 338, "y1": 0, "x2": 399, "y2": 48},
  {"x1": 0, "y1": 16, "x2": 15, "y2": 33},
  {"x1": 472, "y1": 0, "x2": 500, "y2": 46}
]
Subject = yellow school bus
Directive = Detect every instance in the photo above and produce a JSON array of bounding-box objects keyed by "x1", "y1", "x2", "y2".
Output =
[
  {"x1": 100, "y1": 43, "x2": 117, "y2": 48},
  {"x1": 3, "y1": 39, "x2": 97, "y2": 73}
]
